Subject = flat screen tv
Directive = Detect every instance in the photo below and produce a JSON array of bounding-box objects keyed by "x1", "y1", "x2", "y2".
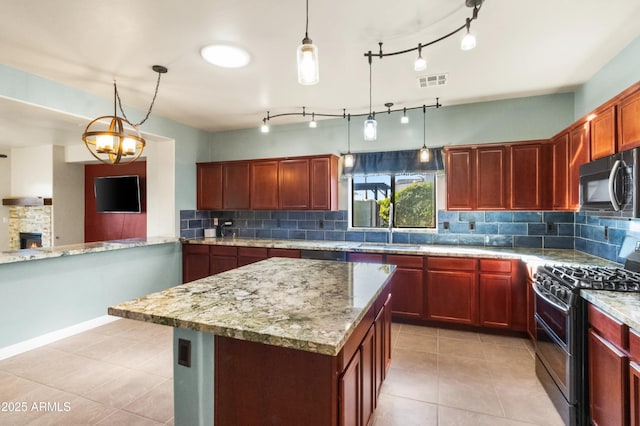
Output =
[{"x1": 94, "y1": 175, "x2": 142, "y2": 213}]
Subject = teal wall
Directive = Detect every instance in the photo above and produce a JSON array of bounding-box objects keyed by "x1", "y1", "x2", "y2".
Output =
[
  {"x1": 0, "y1": 243, "x2": 181, "y2": 348},
  {"x1": 0, "y1": 65, "x2": 210, "y2": 222},
  {"x1": 574, "y1": 34, "x2": 640, "y2": 119},
  {"x1": 209, "y1": 93, "x2": 575, "y2": 162}
]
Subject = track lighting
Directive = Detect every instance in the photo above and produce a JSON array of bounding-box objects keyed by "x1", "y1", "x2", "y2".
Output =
[
  {"x1": 401, "y1": 108, "x2": 409, "y2": 124},
  {"x1": 364, "y1": 54, "x2": 376, "y2": 141},
  {"x1": 414, "y1": 44, "x2": 427, "y2": 71},
  {"x1": 261, "y1": 114, "x2": 270, "y2": 133},
  {"x1": 309, "y1": 113, "x2": 317, "y2": 128},
  {"x1": 419, "y1": 106, "x2": 430, "y2": 163},
  {"x1": 344, "y1": 114, "x2": 354, "y2": 168},
  {"x1": 297, "y1": 0, "x2": 319, "y2": 85},
  {"x1": 460, "y1": 18, "x2": 477, "y2": 50}
]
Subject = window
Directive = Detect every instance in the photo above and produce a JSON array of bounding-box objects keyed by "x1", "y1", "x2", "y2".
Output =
[{"x1": 351, "y1": 173, "x2": 436, "y2": 229}]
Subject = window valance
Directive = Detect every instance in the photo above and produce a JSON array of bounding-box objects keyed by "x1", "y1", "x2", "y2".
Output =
[{"x1": 343, "y1": 148, "x2": 444, "y2": 176}]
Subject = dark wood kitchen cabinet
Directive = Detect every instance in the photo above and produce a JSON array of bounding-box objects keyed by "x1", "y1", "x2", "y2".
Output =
[
  {"x1": 250, "y1": 160, "x2": 279, "y2": 210},
  {"x1": 618, "y1": 88, "x2": 640, "y2": 151},
  {"x1": 630, "y1": 329, "x2": 640, "y2": 426},
  {"x1": 476, "y1": 146, "x2": 509, "y2": 210},
  {"x1": 588, "y1": 303, "x2": 629, "y2": 426},
  {"x1": 478, "y1": 259, "x2": 513, "y2": 329},
  {"x1": 196, "y1": 163, "x2": 223, "y2": 210},
  {"x1": 386, "y1": 254, "x2": 424, "y2": 320},
  {"x1": 509, "y1": 142, "x2": 550, "y2": 210},
  {"x1": 591, "y1": 105, "x2": 617, "y2": 159},
  {"x1": 182, "y1": 244, "x2": 211, "y2": 283},
  {"x1": 552, "y1": 131, "x2": 570, "y2": 210},
  {"x1": 445, "y1": 147, "x2": 474, "y2": 210},
  {"x1": 426, "y1": 257, "x2": 477, "y2": 325},
  {"x1": 310, "y1": 156, "x2": 339, "y2": 211},
  {"x1": 222, "y1": 162, "x2": 251, "y2": 210},
  {"x1": 569, "y1": 122, "x2": 591, "y2": 209},
  {"x1": 279, "y1": 158, "x2": 310, "y2": 209},
  {"x1": 237, "y1": 247, "x2": 268, "y2": 267},
  {"x1": 210, "y1": 245, "x2": 238, "y2": 274}
]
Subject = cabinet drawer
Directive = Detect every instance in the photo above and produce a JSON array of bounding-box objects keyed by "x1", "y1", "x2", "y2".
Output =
[
  {"x1": 183, "y1": 244, "x2": 209, "y2": 254},
  {"x1": 588, "y1": 304, "x2": 629, "y2": 350},
  {"x1": 267, "y1": 248, "x2": 301, "y2": 258},
  {"x1": 211, "y1": 245, "x2": 238, "y2": 256},
  {"x1": 427, "y1": 257, "x2": 476, "y2": 271},
  {"x1": 386, "y1": 255, "x2": 424, "y2": 269},
  {"x1": 347, "y1": 253, "x2": 384, "y2": 263},
  {"x1": 238, "y1": 247, "x2": 268, "y2": 258},
  {"x1": 630, "y1": 329, "x2": 640, "y2": 362},
  {"x1": 479, "y1": 259, "x2": 513, "y2": 273}
]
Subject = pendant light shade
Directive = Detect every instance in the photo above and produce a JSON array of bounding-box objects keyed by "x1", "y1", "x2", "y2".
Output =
[
  {"x1": 344, "y1": 114, "x2": 354, "y2": 167},
  {"x1": 414, "y1": 44, "x2": 427, "y2": 71},
  {"x1": 364, "y1": 115, "x2": 377, "y2": 141},
  {"x1": 297, "y1": 0, "x2": 319, "y2": 85},
  {"x1": 419, "y1": 106, "x2": 430, "y2": 162},
  {"x1": 460, "y1": 17, "x2": 477, "y2": 50}
]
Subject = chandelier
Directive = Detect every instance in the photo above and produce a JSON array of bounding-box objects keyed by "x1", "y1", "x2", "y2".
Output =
[{"x1": 82, "y1": 65, "x2": 167, "y2": 165}]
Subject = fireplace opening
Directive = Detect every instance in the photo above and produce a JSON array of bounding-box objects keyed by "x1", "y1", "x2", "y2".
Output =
[{"x1": 20, "y1": 232, "x2": 42, "y2": 249}]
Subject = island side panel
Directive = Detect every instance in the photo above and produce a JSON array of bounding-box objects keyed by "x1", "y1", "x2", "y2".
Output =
[
  {"x1": 214, "y1": 335, "x2": 339, "y2": 425},
  {"x1": 173, "y1": 328, "x2": 215, "y2": 426}
]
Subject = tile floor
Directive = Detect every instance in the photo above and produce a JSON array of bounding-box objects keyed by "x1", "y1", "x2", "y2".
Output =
[{"x1": 0, "y1": 319, "x2": 565, "y2": 426}]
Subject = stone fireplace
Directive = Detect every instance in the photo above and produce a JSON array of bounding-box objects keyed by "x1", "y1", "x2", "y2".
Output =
[
  {"x1": 19, "y1": 232, "x2": 43, "y2": 249},
  {"x1": 7, "y1": 204, "x2": 53, "y2": 250}
]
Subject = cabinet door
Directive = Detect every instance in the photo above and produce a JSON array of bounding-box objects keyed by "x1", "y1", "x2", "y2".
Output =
[
  {"x1": 279, "y1": 159, "x2": 310, "y2": 209},
  {"x1": 182, "y1": 245, "x2": 210, "y2": 283},
  {"x1": 223, "y1": 162, "x2": 251, "y2": 210},
  {"x1": 588, "y1": 329, "x2": 629, "y2": 426},
  {"x1": 509, "y1": 143, "x2": 542, "y2": 210},
  {"x1": 340, "y1": 349, "x2": 362, "y2": 426},
  {"x1": 478, "y1": 273, "x2": 512, "y2": 328},
  {"x1": 361, "y1": 327, "x2": 375, "y2": 426},
  {"x1": 552, "y1": 132, "x2": 570, "y2": 210},
  {"x1": 632, "y1": 361, "x2": 640, "y2": 426},
  {"x1": 250, "y1": 161, "x2": 279, "y2": 210},
  {"x1": 196, "y1": 163, "x2": 223, "y2": 210},
  {"x1": 476, "y1": 146, "x2": 508, "y2": 210},
  {"x1": 347, "y1": 252, "x2": 384, "y2": 263},
  {"x1": 569, "y1": 123, "x2": 590, "y2": 209},
  {"x1": 310, "y1": 156, "x2": 338, "y2": 210},
  {"x1": 619, "y1": 89, "x2": 640, "y2": 151},
  {"x1": 591, "y1": 105, "x2": 616, "y2": 159},
  {"x1": 210, "y1": 255, "x2": 238, "y2": 274},
  {"x1": 445, "y1": 148, "x2": 475, "y2": 210},
  {"x1": 267, "y1": 248, "x2": 301, "y2": 258},
  {"x1": 426, "y1": 270, "x2": 477, "y2": 325}
]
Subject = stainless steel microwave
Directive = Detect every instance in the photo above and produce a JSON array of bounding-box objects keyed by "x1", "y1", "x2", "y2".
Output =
[{"x1": 579, "y1": 147, "x2": 640, "y2": 218}]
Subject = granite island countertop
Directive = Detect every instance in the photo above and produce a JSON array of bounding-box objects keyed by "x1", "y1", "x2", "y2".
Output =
[
  {"x1": 581, "y1": 290, "x2": 640, "y2": 331},
  {"x1": 184, "y1": 237, "x2": 622, "y2": 268},
  {"x1": 0, "y1": 236, "x2": 178, "y2": 265},
  {"x1": 109, "y1": 257, "x2": 395, "y2": 356}
]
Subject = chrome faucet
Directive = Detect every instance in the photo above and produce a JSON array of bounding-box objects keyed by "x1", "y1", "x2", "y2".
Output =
[{"x1": 388, "y1": 202, "x2": 394, "y2": 244}]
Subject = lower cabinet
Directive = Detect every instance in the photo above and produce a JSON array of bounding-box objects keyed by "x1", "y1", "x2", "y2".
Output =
[
  {"x1": 631, "y1": 329, "x2": 640, "y2": 426},
  {"x1": 426, "y1": 257, "x2": 477, "y2": 325},
  {"x1": 182, "y1": 244, "x2": 211, "y2": 283},
  {"x1": 237, "y1": 247, "x2": 267, "y2": 267},
  {"x1": 588, "y1": 303, "x2": 629, "y2": 426},
  {"x1": 386, "y1": 255, "x2": 424, "y2": 320},
  {"x1": 210, "y1": 246, "x2": 238, "y2": 274}
]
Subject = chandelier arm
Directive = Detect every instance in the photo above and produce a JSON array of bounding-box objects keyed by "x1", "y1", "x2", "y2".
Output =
[
  {"x1": 115, "y1": 70, "x2": 164, "y2": 127},
  {"x1": 363, "y1": 3, "x2": 482, "y2": 59}
]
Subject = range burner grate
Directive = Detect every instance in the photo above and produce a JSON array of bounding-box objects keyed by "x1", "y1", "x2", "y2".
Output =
[{"x1": 537, "y1": 264, "x2": 640, "y2": 293}]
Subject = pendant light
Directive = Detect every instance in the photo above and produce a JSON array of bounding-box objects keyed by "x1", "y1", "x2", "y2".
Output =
[
  {"x1": 297, "y1": 0, "x2": 319, "y2": 85},
  {"x1": 401, "y1": 107, "x2": 409, "y2": 124},
  {"x1": 82, "y1": 65, "x2": 167, "y2": 165},
  {"x1": 363, "y1": 53, "x2": 376, "y2": 141},
  {"x1": 419, "y1": 106, "x2": 431, "y2": 163},
  {"x1": 309, "y1": 112, "x2": 317, "y2": 128},
  {"x1": 344, "y1": 114, "x2": 354, "y2": 168},
  {"x1": 414, "y1": 43, "x2": 427, "y2": 71},
  {"x1": 460, "y1": 17, "x2": 477, "y2": 50}
]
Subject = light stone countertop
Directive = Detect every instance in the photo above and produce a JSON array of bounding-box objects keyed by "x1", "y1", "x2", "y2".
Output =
[
  {"x1": 581, "y1": 290, "x2": 640, "y2": 332},
  {"x1": 0, "y1": 237, "x2": 178, "y2": 265},
  {"x1": 184, "y1": 237, "x2": 621, "y2": 268},
  {"x1": 109, "y1": 257, "x2": 395, "y2": 356}
]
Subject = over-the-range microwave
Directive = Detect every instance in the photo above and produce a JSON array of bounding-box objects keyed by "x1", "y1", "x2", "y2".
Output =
[{"x1": 579, "y1": 147, "x2": 640, "y2": 218}]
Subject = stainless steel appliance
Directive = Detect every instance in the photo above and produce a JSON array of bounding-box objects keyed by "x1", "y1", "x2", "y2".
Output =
[
  {"x1": 533, "y1": 261, "x2": 640, "y2": 425},
  {"x1": 579, "y1": 147, "x2": 640, "y2": 218}
]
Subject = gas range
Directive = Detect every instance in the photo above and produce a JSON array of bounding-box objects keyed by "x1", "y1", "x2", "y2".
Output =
[{"x1": 535, "y1": 264, "x2": 640, "y2": 308}]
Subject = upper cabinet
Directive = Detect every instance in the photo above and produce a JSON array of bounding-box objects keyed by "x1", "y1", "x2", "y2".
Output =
[
  {"x1": 590, "y1": 105, "x2": 616, "y2": 159},
  {"x1": 197, "y1": 154, "x2": 339, "y2": 211},
  {"x1": 568, "y1": 122, "x2": 591, "y2": 209},
  {"x1": 509, "y1": 142, "x2": 551, "y2": 210},
  {"x1": 552, "y1": 132, "x2": 570, "y2": 210},
  {"x1": 445, "y1": 148, "x2": 475, "y2": 210},
  {"x1": 618, "y1": 89, "x2": 640, "y2": 151},
  {"x1": 476, "y1": 146, "x2": 509, "y2": 210}
]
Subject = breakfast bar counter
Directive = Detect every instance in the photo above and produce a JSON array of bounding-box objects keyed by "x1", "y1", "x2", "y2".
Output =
[{"x1": 109, "y1": 257, "x2": 395, "y2": 425}]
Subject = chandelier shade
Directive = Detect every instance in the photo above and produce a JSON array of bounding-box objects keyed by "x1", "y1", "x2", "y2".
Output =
[{"x1": 82, "y1": 116, "x2": 145, "y2": 165}]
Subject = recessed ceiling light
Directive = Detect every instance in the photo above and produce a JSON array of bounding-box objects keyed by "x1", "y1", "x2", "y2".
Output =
[{"x1": 200, "y1": 44, "x2": 251, "y2": 68}]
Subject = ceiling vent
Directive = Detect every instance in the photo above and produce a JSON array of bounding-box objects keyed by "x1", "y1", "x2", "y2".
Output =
[{"x1": 418, "y1": 73, "x2": 448, "y2": 88}]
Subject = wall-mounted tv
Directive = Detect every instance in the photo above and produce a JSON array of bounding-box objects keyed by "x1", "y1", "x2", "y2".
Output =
[{"x1": 94, "y1": 175, "x2": 142, "y2": 213}]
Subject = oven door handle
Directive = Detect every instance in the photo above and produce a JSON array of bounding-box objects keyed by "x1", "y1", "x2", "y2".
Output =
[
  {"x1": 532, "y1": 282, "x2": 570, "y2": 315},
  {"x1": 609, "y1": 159, "x2": 623, "y2": 211}
]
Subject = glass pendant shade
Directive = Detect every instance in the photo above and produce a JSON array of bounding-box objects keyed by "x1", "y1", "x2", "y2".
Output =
[
  {"x1": 414, "y1": 55, "x2": 427, "y2": 71},
  {"x1": 419, "y1": 147, "x2": 431, "y2": 163},
  {"x1": 461, "y1": 31, "x2": 476, "y2": 50},
  {"x1": 364, "y1": 116, "x2": 377, "y2": 141},
  {"x1": 297, "y1": 40, "x2": 319, "y2": 85},
  {"x1": 261, "y1": 122, "x2": 269, "y2": 133},
  {"x1": 344, "y1": 153, "x2": 354, "y2": 168}
]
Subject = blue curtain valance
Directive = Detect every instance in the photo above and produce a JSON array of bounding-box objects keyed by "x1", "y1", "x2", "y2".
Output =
[{"x1": 343, "y1": 148, "x2": 444, "y2": 176}]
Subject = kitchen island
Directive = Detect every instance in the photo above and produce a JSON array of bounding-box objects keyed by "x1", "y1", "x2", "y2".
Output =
[{"x1": 109, "y1": 257, "x2": 395, "y2": 425}]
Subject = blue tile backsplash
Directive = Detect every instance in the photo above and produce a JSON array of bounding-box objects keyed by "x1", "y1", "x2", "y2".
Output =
[{"x1": 179, "y1": 209, "x2": 639, "y2": 263}]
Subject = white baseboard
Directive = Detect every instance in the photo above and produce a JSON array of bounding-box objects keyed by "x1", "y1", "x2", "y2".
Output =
[{"x1": 0, "y1": 315, "x2": 120, "y2": 361}]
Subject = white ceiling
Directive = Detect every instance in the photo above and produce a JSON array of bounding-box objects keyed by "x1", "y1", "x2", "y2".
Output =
[{"x1": 1, "y1": 0, "x2": 640, "y2": 148}]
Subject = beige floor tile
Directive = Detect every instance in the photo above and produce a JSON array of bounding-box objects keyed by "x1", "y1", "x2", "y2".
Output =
[
  {"x1": 399, "y1": 324, "x2": 438, "y2": 337},
  {"x1": 437, "y1": 336, "x2": 486, "y2": 361},
  {"x1": 381, "y1": 366, "x2": 439, "y2": 404},
  {"x1": 438, "y1": 376, "x2": 504, "y2": 418},
  {"x1": 165, "y1": 417, "x2": 174, "y2": 425},
  {"x1": 0, "y1": 348, "x2": 85, "y2": 387},
  {"x1": 371, "y1": 392, "x2": 438, "y2": 426},
  {"x1": 437, "y1": 354, "x2": 493, "y2": 383},
  {"x1": 391, "y1": 347, "x2": 438, "y2": 373},
  {"x1": 47, "y1": 330, "x2": 111, "y2": 353},
  {"x1": 0, "y1": 371, "x2": 43, "y2": 401},
  {"x1": 1, "y1": 384, "x2": 76, "y2": 425},
  {"x1": 26, "y1": 394, "x2": 117, "y2": 425},
  {"x1": 438, "y1": 405, "x2": 535, "y2": 426},
  {"x1": 495, "y1": 385, "x2": 566, "y2": 426},
  {"x1": 437, "y1": 328, "x2": 481, "y2": 342},
  {"x1": 44, "y1": 356, "x2": 130, "y2": 396},
  {"x1": 395, "y1": 333, "x2": 438, "y2": 354},
  {"x1": 96, "y1": 410, "x2": 165, "y2": 425},
  {"x1": 83, "y1": 369, "x2": 167, "y2": 409},
  {"x1": 137, "y1": 348, "x2": 173, "y2": 378},
  {"x1": 478, "y1": 333, "x2": 529, "y2": 349},
  {"x1": 482, "y1": 344, "x2": 534, "y2": 365},
  {"x1": 123, "y1": 379, "x2": 174, "y2": 424},
  {"x1": 74, "y1": 334, "x2": 164, "y2": 370}
]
